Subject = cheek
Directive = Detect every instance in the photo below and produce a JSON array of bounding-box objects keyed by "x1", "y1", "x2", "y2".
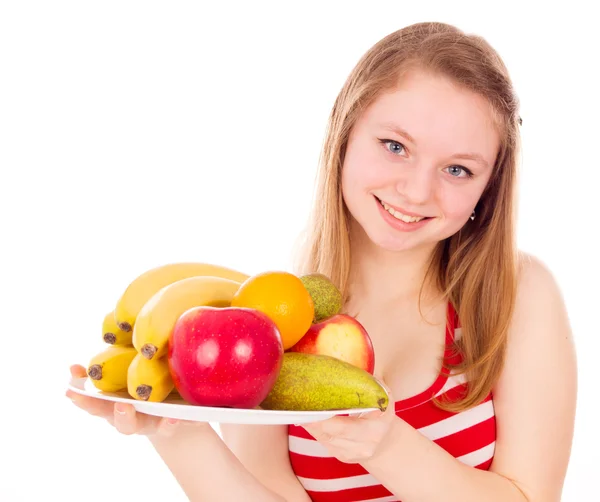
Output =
[
  {"x1": 342, "y1": 143, "x2": 388, "y2": 197},
  {"x1": 440, "y1": 190, "x2": 481, "y2": 223}
]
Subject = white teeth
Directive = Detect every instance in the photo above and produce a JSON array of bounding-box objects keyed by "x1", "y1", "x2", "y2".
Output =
[{"x1": 381, "y1": 200, "x2": 426, "y2": 223}]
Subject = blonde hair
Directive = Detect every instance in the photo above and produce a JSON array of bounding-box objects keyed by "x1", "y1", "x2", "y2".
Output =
[{"x1": 295, "y1": 22, "x2": 521, "y2": 412}]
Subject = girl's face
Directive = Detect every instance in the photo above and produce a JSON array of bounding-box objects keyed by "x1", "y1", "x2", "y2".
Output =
[{"x1": 341, "y1": 69, "x2": 501, "y2": 253}]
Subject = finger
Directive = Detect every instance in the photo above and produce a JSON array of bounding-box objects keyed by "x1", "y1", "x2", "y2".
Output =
[
  {"x1": 305, "y1": 425, "x2": 363, "y2": 457},
  {"x1": 113, "y1": 402, "x2": 140, "y2": 435},
  {"x1": 323, "y1": 437, "x2": 373, "y2": 464},
  {"x1": 322, "y1": 436, "x2": 360, "y2": 452},
  {"x1": 154, "y1": 416, "x2": 180, "y2": 437},
  {"x1": 358, "y1": 409, "x2": 384, "y2": 420},
  {"x1": 303, "y1": 424, "x2": 333, "y2": 443},
  {"x1": 70, "y1": 364, "x2": 88, "y2": 378},
  {"x1": 308, "y1": 417, "x2": 351, "y2": 438},
  {"x1": 303, "y1": 419, "x2": 344, "y2": 443},
  {"x1": 66, "y1": 391, "x2": 114, "y2": 418},
  {"x1": 313, "y1": 416, "x2": 387, "y2": 443}
]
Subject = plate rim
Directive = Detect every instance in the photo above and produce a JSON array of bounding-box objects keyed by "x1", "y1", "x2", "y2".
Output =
[{"x1": 67, "y1": 376, "x2": 379, "y2": 421}]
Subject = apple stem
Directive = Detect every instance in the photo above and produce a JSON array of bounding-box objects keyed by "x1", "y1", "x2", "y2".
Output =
[
  {"x1": 378, "y1": 398, "x2": 387, "y2": 411},
  {"x1": 136, "y1": 385, "x2": 152, "y2": 401},
  {"x1": 88, "y1": 364, "x2": 102, "y2": 380},
  {"x1": 141, "y1": 344, "x2": 157, "y2": 359},
  {"x1": 103, "y1": 333, "x2": 116, "y2": 344}
]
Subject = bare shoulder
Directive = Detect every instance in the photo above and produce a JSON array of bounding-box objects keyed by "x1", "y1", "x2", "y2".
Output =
[
  {"x1": 517, "y1": 250, "x2": 559, "y2": 290},
  {"x1": 516, "y1": 250, "x2": 567, "y2": 301},
  {"x1": 510, "y1": 250, "x2": 576, "y2": 349},
  {"x1": 501, "y1": 249, "x2": 577, "y2": 380},
  {"x1": 490, "y1": 250, "x2": 577, "y2": 500}
]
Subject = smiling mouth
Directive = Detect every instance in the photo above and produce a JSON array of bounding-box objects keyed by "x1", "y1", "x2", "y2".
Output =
[{"x1": 375, "y1": 197, "x2": 433, "y2": 223}]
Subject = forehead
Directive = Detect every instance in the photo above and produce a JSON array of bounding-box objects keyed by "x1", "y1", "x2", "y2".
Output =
[{"x1": 359, "y1": 70, "x2": 501, "y2": 160}]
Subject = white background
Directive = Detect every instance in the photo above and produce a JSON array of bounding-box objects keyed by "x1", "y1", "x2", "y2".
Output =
[{"x1": 1, "y1": 1, "x2": 598, "y2": 501}]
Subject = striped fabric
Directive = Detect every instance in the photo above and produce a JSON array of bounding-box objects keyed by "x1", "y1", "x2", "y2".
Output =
[{"x1": 287, "y1": 302, "x2": 496, "y2": 501}]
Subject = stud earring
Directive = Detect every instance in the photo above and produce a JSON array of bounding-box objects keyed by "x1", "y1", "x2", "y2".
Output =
[{"x1": 470, "y1": 210, "x2": 476, "y2": 221}]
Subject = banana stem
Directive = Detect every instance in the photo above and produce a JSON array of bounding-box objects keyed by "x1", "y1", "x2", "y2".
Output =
[
  {"x1": 136, "y1": 385, "x2": 153, "y2": 401},
  {"x1": 103, "y1": 333, "x2": 116, "y2": 344},
  {"x1": 88, "y1": 364, "x2": 103, "y2": 380},
  {"x1": 141, "y1": 344, "x2": 157, "y2": 359}
]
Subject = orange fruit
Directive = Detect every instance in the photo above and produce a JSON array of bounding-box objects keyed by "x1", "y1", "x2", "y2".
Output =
[{"x1": 231, "y1": 271, "x2": 314, "y2": 350}]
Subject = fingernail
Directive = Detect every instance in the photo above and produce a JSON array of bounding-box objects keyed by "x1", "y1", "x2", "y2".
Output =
[{"x1": 115, "y1": 403, "x2": 127, "y2": 415}]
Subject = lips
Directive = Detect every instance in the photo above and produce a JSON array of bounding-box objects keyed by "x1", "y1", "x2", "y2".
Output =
[{"x1": 375, "y1": 196, "x2": 432, "y2": 223}]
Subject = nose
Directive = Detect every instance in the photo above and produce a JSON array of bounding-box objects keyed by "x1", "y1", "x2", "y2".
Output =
[{"x1": 395, "y1": 163, "x2": 436, "y2": 205}]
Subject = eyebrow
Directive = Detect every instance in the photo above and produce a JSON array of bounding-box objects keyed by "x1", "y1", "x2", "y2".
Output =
[
  {"x1": 380, "y1": 122, "x2": 491, "y2": 169},
  {"x1": 381, "y1": 122, "x2": 416, "y2": 144}
]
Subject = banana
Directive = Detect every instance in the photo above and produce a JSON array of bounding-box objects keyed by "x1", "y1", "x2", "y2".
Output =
[
  {"x1": 101, "y1": 310, "x2": 133, "y2": 346},
  {"x1": 127, "y1": 353, "x2": 174, "y2": 402},
  {"x1": 87, "y1": 345, "x2": 138, "y2": 393},
  {"x1": 114, "y1": 262, "x2": 249, "y2": 333},
  {"x1": 132, "y1": 275, "x2": 242, "y2": 360}
]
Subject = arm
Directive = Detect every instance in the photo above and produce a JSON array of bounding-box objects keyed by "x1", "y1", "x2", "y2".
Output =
[
  {"x1": 149, "y1": 422, "x2": 311, "y2": 502},
  {"x1": 361, "y1": 254, "x2": 577, "y2": 501},
  {"x1": 149, "y1": 424, "x2": 284, "y2": 502},
  {"x1": 220, "y1": 423, "x2": 313, "y2": 502}
]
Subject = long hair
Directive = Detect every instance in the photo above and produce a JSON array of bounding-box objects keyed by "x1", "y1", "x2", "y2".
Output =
[{"x1": 295, "y1": 22, "x2": 521, "y2": 412}]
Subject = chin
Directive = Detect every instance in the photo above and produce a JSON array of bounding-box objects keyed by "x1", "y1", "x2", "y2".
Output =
[
  {"x1": 374, "y1": 232, "x2": 437, "y2": 253},
  {"x1": 357, "y1": 216, "x2": 458, "y2": 254},
  {"x1": 352, "y1": 220, "x2": 425, "y2": 252}
]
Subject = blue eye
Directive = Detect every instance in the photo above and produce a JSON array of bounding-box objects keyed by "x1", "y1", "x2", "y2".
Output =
[
  {"x1": 379, "y1": 139, "x2": 405, "y2": 155},
  {"x1": 446, "y1": 165, "x2": 474, "y2": 178},
  {"x1": 378, "y1": 138, "x2": 475, "y2": 179}
]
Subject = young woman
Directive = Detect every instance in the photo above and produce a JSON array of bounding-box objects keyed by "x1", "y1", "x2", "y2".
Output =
[{"x1": 66, "y1": 22, "x2": 577, "y2": 502}]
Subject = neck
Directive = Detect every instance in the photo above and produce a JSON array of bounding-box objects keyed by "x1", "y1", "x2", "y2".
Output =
[{"x1": 346, "y1": 219, "x2": 443, "y2": 312}]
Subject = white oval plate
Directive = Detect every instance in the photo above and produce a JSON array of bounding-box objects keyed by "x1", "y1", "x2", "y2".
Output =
[{"x1": 67, "y1": 377, "x2": 379, "y2": 425}]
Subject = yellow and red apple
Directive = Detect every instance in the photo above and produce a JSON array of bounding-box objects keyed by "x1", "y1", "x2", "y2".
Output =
[{"x1": 288, "y1": 313, "x2": 375, "y2": 374}]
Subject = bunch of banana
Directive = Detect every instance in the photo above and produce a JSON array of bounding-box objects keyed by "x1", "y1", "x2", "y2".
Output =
[
  {"x1": 101, "y1": 310, "x2": 133, "y2": 346},
  {"x1": 127, "y1": 353, "x2": 175, "y2": 402},
  {"x1": 86, "y1": 311, "x2": 136, "y2": 393},
  {"x1": 86, "y1": 262, "x2": 249, "y2": 402},
  {"x1": 132, "y1": 275, "x2": 243, "y2": 360},
  {"x1": 114, "y1": 262, "x2": 249, "y2": 333},
  {"x1": 87, "y1": 345, "x2": 138, "y2": 393}
]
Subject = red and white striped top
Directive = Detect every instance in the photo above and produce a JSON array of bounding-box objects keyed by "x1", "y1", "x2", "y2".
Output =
[{"x1": 287, "y1": 302, "x2": 496, "y2": 502}]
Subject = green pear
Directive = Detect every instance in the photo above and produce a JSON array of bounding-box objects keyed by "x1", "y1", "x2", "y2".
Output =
[
  {"x1": 299, "y1": 273, "x2": 342, "y2": 323},
  {"x1": 260, "y1": 352, "x2": 389, "y2": 412}
]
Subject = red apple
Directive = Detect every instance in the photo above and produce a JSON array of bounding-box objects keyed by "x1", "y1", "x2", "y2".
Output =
[
  {"x1": 168, "y1": 306, "x2": 283, "y2": 408},
  {"x1": 288, "y1": 313, "x2": 375, "y2": 374}
]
